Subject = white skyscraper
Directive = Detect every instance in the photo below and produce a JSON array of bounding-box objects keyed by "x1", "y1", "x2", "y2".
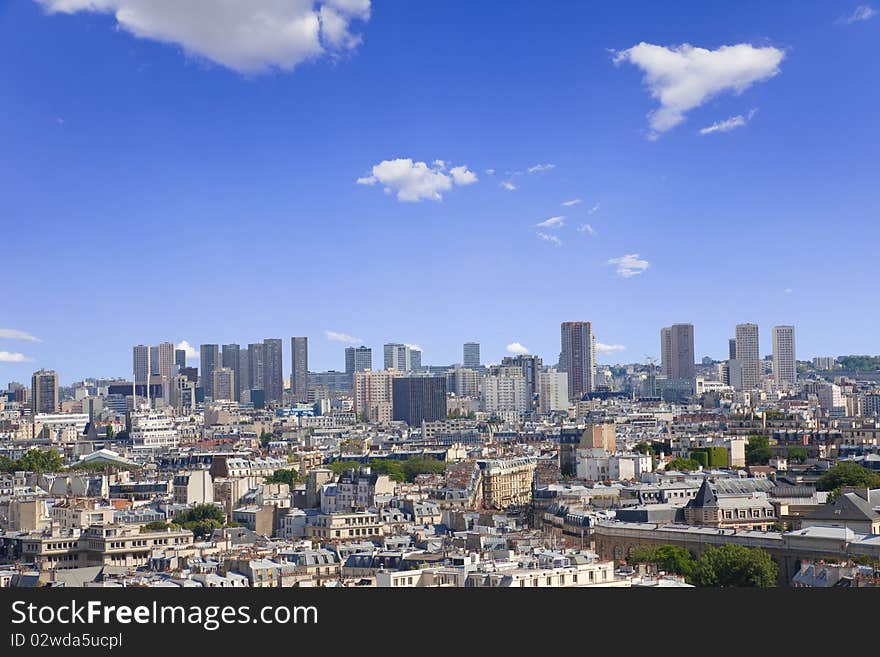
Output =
[
  {"x1": 772, "y1": 325, "x2": 796, "y2": 389},
  {"x1": 735, "y1": 323, "x2": 760, "y2": 390}
]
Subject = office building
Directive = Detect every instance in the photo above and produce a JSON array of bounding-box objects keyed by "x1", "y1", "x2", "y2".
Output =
[
  {"x1": 221, "y1": 344, "x2": 241, "y2": 401},
  {"x1": 392, "y1": 376, "x2": 447, "y2": 426},
  {"x1": 560, "y1": 321, "x2": 596, "y2": 401},
  {"x1": 660, "y1": 323, "x2": 695, "y2": 380},
  {"x1": 31, "y1": 369, "x2": 59, "y2": 415},
  {"x1": 247, "y1": 342, "x2": 264, "y2": 394},
  {"x1": 463, "y1": 342, "x2": 481, "y2": 368},
  {"x1": 133, "y1": 345, "x2": 149, "y2": 385},
  {"x1": 174, "y1": 348, "x2": 186, "y2": 370},
  {"x1": 383, "y1": 343, "x2": 421, "y2": 372},
  {"x1": 772, "y1": 325, "x2": 797, "y2": 389},
  {"x1": 212, "y1": 367, "x2": 236, "y2": 402},
  {"x1": 728, "y1": 338, "x2": 737, "y2": 361},
  {"x1": 149, "y1": 346, "x2": 159, "y2": 375},
  {"x1": 291, "y1": 337, "x2": 308, "y2": 402},
  {"x1": 200, "y1": 344, "x2": 220, "y2": 400},
  {"x1": 262, "y1": 338, "x2": 284, "y2": 403},
  {"x1": 156, "y1": 342, "x2": 175, "y2": 380},
  {"x1": 734, "y1": 323, "x2": 760, "y2": 390},
  {"x1": 345, "y1": 346, "x2": 372, "y2": 375}
]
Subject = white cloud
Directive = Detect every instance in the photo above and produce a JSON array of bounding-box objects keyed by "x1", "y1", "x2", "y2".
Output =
[
  {"x1": 784, "y1": 287, "x2": 793, "y2": 294},
  {"x1": 596, "y1": 343, "x2": 626, "y2": 355},
  {"x1": 536, "y1": 232, "x2": 562, "y2": 246},
  {"x1": 608, "y1": 253, "x2": 650, "y2": 278},
  {"x1": 357, "y1": 158, "x2": 476, "y2": 202},
  {"x1": 506, "y1": 342, "x2": 530, "y2": 355},
  {"x1": 325, "y1": 330, "x2": 363, "y2": 344},
  {"x1": 0, "y1": 351, "x2": 31, "y2": 363},
  {"x1": 35, "y1": 0, "x2": 371, "y2": 74},
  {"x1": 0, "y1": 329, "x2": 42, "y2": 342},
  {"x1": 613, "y1": 42, "x2": 785, "y2": 137},
  {"x1": 577, "y1": 223, "x2": 595, "y2": 235},
  {"x1": 176, "y1": 340, "x2": 199, "y2": 360},
  {"x1": 405, "y1": 343, "x2": 422, "y2": 352},
  {"x1": 536, "y1": 216, "x2": 565, "y2": 229},
  {"x1": 562, "y1": 198, "x2": 582, "y2": 207},
  {"x1": 485, "y1": 168, "x2": 496, "y2": 175},
  {"x1": 699, "y1": 108, "x2": 757, "y2": 135},
  {"x1": 449, "y1": 165, "x2": 478, "y2": 186},
  {"x1": 500, "y1": 180, "x2": 517, "y2": 191},
  {"x1": 838, "y1": 5, "x2": 876, "y2": 23},
  {"x1": 588, "y1": 202, "x2": 601, "y2": 215},
  {"x1": 527, "y1": 163, "x2": 556, "y2": 174}
]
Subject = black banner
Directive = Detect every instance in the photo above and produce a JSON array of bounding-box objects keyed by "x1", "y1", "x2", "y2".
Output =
[{"x1": 0, "y1": 587, "x2": 875, "y2": 653}]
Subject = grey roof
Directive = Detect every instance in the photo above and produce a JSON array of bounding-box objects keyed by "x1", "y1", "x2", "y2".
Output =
[
  {"x1": 804, "y1": 492, "x2": 880, "y2": 523},
  {"x1": 687, "y1": 478, "x2": 717, "y2": 508}
]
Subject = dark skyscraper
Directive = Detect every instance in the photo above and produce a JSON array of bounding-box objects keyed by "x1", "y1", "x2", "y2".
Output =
[
  {"x1": 247, "y1": 343, "x2": 264, "y2": 394},
  {"x1": 31, "y1": 369, "x2": 59, "y2": 415},
  {"x1": 133, "y1": 345, "x2": 149, "y2": 385},
  {"x1": 291, "y1": 337, "x2": 308, "y2": 402},
  {"x1": 262, "y1": 338, "x2": 283, "y2": 403},
  {"x1": 392, "y1": 376, "x2": 447, "y2": 426},
  {"x1": 174, "y1": 348, "x2": 186, "y2": 370},
  {"x1": 728, "y1": 338, "x2": 737, "y2": 361},
  {"x1": 221, "y1": 343, "x2": 241, "y2": 401},
  {"x1": 560, "y1": 321, "x2": 595, "y2": 401},
  {"x1": 200, "y1": 344, "x2": 219, "y2": 400}
]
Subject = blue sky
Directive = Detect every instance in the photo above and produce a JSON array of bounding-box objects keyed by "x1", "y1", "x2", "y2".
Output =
[{"x1": 1, "y1": 1, "x2": 878, "y2": 384}]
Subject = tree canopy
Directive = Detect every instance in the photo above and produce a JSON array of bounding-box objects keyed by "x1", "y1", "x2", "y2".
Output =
[
  {"x1": 0, "y1": 448, "x2": 63, "y2": 473},
  {"x1": 329, "y1": 457, "x2": 446, "y2": 482},
  {"x1": 173, "y1": 504, "x2": 227, "y2": 538},
  {"x1": 264, "y1": 469, "x2": 303, "y2": 486},
  {"x1": 690, "y1": 544, "x2": 778, "y2": 587},
  {"x1": 746, "y1": 435, "x2": 773, "y2": 465},
  {"x1": 665, "y1": 457, "x2": 702, "y2": 472},
  {"x1": 816, "y1": 461, "x2": 880, "y2": 493},
  {"x1": 631, "y1": 543, "x2": 777, "y2": 587}
]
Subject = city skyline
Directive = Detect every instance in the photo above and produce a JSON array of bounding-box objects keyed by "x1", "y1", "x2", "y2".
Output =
[
  {"x1": 1, "y1": 1, "x2": 878, "y2": 382},
  {"x1": 0, "y1": 319, "x2": 848, "y2": 385}
]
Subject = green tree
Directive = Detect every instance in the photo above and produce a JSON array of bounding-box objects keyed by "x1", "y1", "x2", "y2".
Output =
[
  {"x1": 629, "y1": 545, "x2": 696, "y2": 578},
  {"x1": 141, "y1": 520, "x2": 179, "y2": 532},
  {"x1": 816, "y1": 461, "x2": 880, "y2": 493},
  {"x1": 3, "y1": 448, "x2": 64, "y2": 473},
  {"x1": 105, "y1": 425, "x2": 114, "y2": 439},
  {"x1": 786, "y1": 446, "x2": 808, "y2": 463},
  {"x1": 259, "y1": 430, "x2": 274, "y2": 448},
  {"x1": 634, "y1": 442, "x2": 654, "y2": 456},
  {"x1": 691, "y1": 544, "x2": 778, "y2": 587},
  {"x1": 173, "y1": 503, "x2": 226, "y2": 537},
  {"x1": 745, "y1": 436, "x2": 773, "y2": 465},
  {"x1": 666, "y1": 457, "x2": 702, "y2": 471},
  {"x1": 264, "y1": 469, "x2": 303, "y2": 486}
]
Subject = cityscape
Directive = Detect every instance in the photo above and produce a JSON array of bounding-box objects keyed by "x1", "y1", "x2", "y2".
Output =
[
  {"x1": 2, "y1": 1, "x2": 878, "y2": 595},
  {"x1": 3, "y1": 321, "x2": 880, "y2": 588}
]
